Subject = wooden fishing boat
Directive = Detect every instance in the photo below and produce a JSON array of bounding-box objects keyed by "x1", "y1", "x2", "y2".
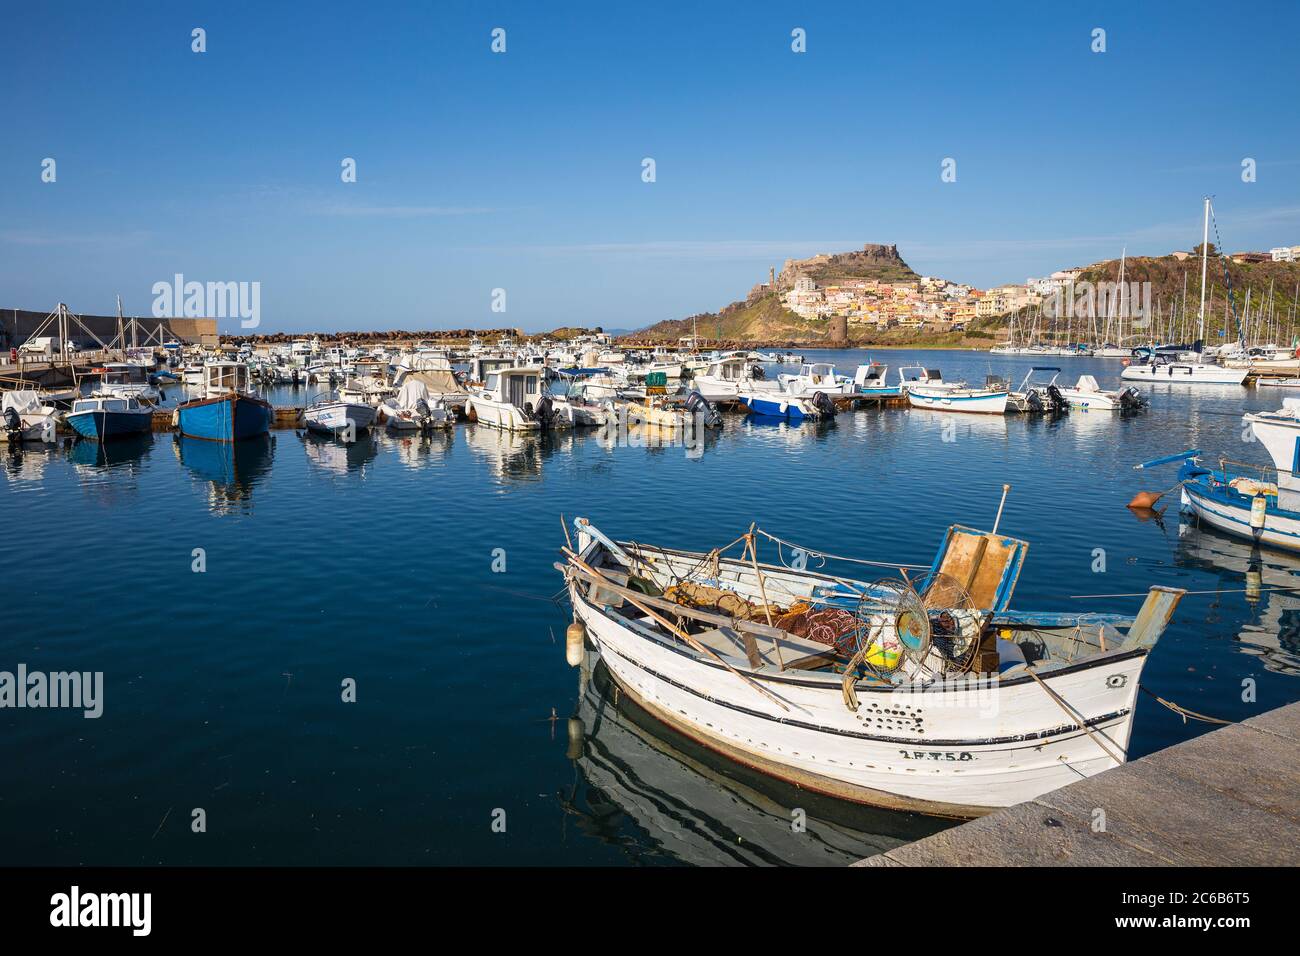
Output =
[
  {"x1": 558, "y1": 516, "x2": 1184, "y2": 818},
  {"x1": 174, "y1": 363, "x2": 273, "y2": 442}
]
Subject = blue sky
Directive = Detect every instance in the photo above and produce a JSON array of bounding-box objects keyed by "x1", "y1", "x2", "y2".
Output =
[{"x1": 3, "y1": 0, "x2": 1298, "y2": 333}]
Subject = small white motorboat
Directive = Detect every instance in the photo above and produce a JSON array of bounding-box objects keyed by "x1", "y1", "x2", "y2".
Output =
[
  {"x1": 1056, "y1": 374, "x2": 1147, "y2": 411},
  {"x1": 303, "y1": 398, "x2": 377, "y2": 436},
  {"x1": 1, "y1": 390, "x2": 60, "y2": 443},
  {"x1": 377, "y1": 380, "x2": 453, "y2": 432},
  {"x1": 467, "y1": 367, "x2": 560, "y2": 431},
  {"x1": 901, "y1": 366, "x2": 1009, "y2": 414},
  {"x1": 776, "y1": 363, "x2": 856, "y2": 397}
]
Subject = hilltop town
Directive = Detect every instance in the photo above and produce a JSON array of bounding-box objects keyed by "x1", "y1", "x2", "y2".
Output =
[{"x1": 626, "y1": 241, "x2": 1300, "y2": 348}]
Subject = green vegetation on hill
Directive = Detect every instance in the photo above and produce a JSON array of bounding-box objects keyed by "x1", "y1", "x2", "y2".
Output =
[{"x1": 1077, "y1": 253, "x2": 1300, "y2": 337}]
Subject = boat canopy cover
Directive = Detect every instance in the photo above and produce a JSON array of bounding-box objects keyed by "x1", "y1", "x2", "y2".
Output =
[
  {"x1": 396, "y1": 379, "x2": 430, "y2": 408},
  {"x1": 1075, "y1": 374, "x2": 1101, "y2": 392},
  {"x1": 927, "y1": 525, "x2": 1028, "y2": 614},
  {"x1": 408, "y1": 368, "x2": 461, "y2": 393},
  {"x1": 1, "y1": 390, "x2": 42, "y2": 414}
]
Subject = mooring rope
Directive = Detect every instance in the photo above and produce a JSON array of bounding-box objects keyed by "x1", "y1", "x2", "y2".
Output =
[
  {"x1": 1139, "y1": 685, "x2": 1235, "y2": 726},
  {"x1": 753, "y1": 527, "x2": 929, "y2": 572}
]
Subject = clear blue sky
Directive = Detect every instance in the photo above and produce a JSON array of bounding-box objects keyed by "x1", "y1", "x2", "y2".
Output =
[{"x1": 3, "y1": 0, "x2": 1298, "y2": 334}]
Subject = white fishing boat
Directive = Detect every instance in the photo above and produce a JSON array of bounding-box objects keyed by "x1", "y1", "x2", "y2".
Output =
[
  {"x1": 852, "y1": 364, "x2": 901, "y2": 398},
  {"x1": 467, "y1": 366, "x2": 553, "y2": 432},
  {"x1": 901, "y1": 366, "x2": 1009, "y2": 415},
  {"x1": 92, "y1": 363, "x2": 160, "y2": 403},
  {"x1": 303, "y1": 398, "x2": 377, "y2": 436},
  {"x1": 692, "y1": 355, "x2": 763, "y2": 403},
  {"x1": 559, "y1": 516, "x2": 1184, "y2": 817},
  {"x1": 1056, "y1": 374, "x2": 1147, "y2": 412},
  {"x1": 776, "y1": 363, "x2": 855, "y2": 397},
  {"x1": 1, "y1": 390, "x2": 60, "y2": 443}
]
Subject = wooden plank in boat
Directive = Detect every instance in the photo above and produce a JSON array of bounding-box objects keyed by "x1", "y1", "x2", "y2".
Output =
[
  {"x1": 589, "y1": 568, "x2": 630, "y2": 608},
  {"x1": 690, "y1": 625, "x2": 839, "y2": 672}
]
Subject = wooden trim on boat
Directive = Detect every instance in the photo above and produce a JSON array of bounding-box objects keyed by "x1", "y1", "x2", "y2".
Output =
[{"x1": 177, "y1": 392, "x2": 273, "y2": 411}]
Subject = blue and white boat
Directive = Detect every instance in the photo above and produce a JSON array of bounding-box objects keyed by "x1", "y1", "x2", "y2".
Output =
[
  {"x1": 66, "y1": 396, "x2": 154, "y2": 440},
  {"x1": 738, "y1": 388, "x2": 836, "y2": 422},
  {"x1": 1136, "y1": 439, "x2": 1300, "y2": 554},
  {"x1": 174, "y1": 363, "x2": 273, "y2": 442},
  {"x1": 852, "y1": 363, "x2": 902, "y2": 398},
  {"x1": 901, "y1": 366, "x2": 1009, "y2": 415}
]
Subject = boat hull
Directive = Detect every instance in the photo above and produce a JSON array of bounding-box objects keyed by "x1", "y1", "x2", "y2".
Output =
[
  {"x1": 739, "y1": 395, "x2": 816, "y2": 421},
  {"x1": 1121, "y1": 363, "x2": 1247, "y2": 385},
  {"x1": 176, "y1": 393, "x2": 273, "y2": 442},
  {"x1": 1181, "y1": 480, "x2": 1300, "y2": 553},
  {"x1": 570, "y1": 584, "x2": 1144, "y2": 817},
  {"x1": 304, "y1": 402, "x2": 376, "y2": 435},
  {"x1": 906, "y1": 387, "x2": 1008, "y2": 414},
  {"x1": 66, "y1": 409, "x2": 152, "y2": 440}
]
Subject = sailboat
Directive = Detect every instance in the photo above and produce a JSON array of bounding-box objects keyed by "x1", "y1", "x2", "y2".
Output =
[{"x1": 1121, "y1": 199, "x2": 1248, "y2": 385}]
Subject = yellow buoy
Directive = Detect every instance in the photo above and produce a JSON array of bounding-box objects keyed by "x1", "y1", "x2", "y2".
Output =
[{"x1": 565, "y1": 620, "x2": 587, "y2": 667}]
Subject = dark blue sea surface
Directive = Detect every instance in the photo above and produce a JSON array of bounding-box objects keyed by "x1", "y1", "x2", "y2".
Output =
[{"x1": 3, "y1": 349, "x2": 1298, "y2": 865}]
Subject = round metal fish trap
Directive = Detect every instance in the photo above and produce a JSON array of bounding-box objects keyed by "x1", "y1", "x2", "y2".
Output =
[{"x1": 842, "y1": 573, "x2": 980, "y2": 678}]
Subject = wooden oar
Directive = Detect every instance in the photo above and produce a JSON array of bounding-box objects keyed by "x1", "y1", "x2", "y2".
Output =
[{"x1": 562, "y1": 547, "x2": 791, "y2": 713}]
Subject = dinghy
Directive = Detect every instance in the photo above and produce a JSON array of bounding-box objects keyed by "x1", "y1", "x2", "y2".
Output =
[{"x1": 558, "y1": 515, "x2": 1184, "y2": 817}]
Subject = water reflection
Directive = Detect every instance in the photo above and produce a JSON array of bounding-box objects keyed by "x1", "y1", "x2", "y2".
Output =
[
  {"x1": 462, "y1": 425, "x2": 549, "y2": 481},
  {"x1": 386, "y1": 428, "x2": 456, "y2": 470},
  {"x1": 301, "y1": 429, "x2": 380, "y2": 477},
  {"x1": 1175, "y1": 523, "x2": 1300, "y2": 677},
  {"x1": 561, "y1": 654, "x2": 948, "y2": 866},
  {"x1": 67, "y1": 433, "x2": 153, "y2": 472},
  {"x1": 1, "y1": 441, "x2": 61, "y2": 485},
  {"x1": 174, "y1": 434, "x2": 275, "y2": 515}
]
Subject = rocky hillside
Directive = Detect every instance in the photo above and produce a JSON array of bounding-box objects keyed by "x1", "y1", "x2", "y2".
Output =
[
  {"x1": 633, "y1": 243, "x2": 918, "y2": 343},
  {"x1": 777, "y1": 243, "x2": 917, "y2": 289}
]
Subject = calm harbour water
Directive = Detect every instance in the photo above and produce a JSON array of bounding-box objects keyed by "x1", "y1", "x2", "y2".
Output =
[{"x1": 3, "y1": 348, "x2": 1298, "y2": 866}]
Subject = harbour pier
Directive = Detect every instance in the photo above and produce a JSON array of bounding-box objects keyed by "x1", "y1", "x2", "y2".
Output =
[{"x1": 856, "y1": 701, "x2": 1300, "y2": 867}]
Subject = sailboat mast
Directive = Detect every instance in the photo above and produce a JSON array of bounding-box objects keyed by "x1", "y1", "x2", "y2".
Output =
[{"x1": 1197, "y1": 197, "x2": 1210, "y2": 347}]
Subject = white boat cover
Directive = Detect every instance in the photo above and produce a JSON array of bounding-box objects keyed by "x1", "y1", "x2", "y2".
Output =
[
  {"x1": 395, "y1": 379, "x2": 430, "y2": 410},
  {"x1": 1074, "y1": 374, "x2": 1101, "y2": 392},
  {"x1": 2, "y1": 390, "x2": 44, "y2": 414}
]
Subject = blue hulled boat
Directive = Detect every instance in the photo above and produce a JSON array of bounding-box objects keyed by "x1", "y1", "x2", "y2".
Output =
[
  {"x1": 176, "y1": 393, "x2": 273, "y2": 441},
  {"x1": 66, "y1": 396, "x2": 154, "y2": 440},
  {"x1": 174, "y1": 363, "x2": 274, "y2": 442}
]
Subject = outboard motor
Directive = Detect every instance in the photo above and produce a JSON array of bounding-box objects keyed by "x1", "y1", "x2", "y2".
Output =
[
  {"x1": 2, "y1": 406, "x2": 21, "y2": 440},
  {"x1": 1045, "y1": 383, "x2": 1069, "y2": 414},
  {"x1": 522, "y1": 400, "x2": 536, "y2": 422},
  {"x1": 1118, "y1": 386, "x2": 1147, "y2": 411},
  {"x1": 413, "y1": 397, "x2": 432, "y2": 430},
  {"x1": 683, "y1": 390, "x2": 722, "y2": 428},
  {"x1": 535, "y1": 394, "x2": 556, "y2": 429},
  {"x1": 1026, "y1": 390, "x2": 1044, "y2": 413},
  {"x1": 750, "y1": 365, "x2": 766, "y2": 381},
  {"x1": 811, "y1": 391, "x2": 837, "y2": 419}
]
